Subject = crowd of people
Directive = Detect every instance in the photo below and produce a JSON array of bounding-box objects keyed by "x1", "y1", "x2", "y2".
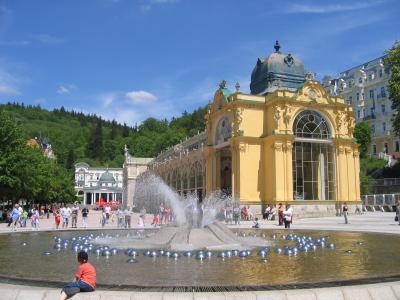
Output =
[
  {"x1": 99, "y1": 206, "x2": 132, "y2": 229},
  {"x1": 222, "y1": 203, "x2": 294, "y2": 228},
  {"x1": 0, "y1": 203, "x2": 92, "y2": 231},
  {"x1": 0, "y1": 204, "x2": 48, "y2": 231},
  {"x1": 2, "y1": 199, "x2": 400, "y2": 232}
]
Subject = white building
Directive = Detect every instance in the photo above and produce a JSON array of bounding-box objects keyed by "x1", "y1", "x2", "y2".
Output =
[
  {"x1": 323, "y1": 55, "x2": 399, "y2": 158},
  {"x1": 74, "y1": 162, "x2": 123, "y2": 205}
]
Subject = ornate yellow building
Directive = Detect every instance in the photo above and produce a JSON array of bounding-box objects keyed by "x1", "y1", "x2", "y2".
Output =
[{"x1": 148, "y1": 42, "x2": 361, "y2": 217}]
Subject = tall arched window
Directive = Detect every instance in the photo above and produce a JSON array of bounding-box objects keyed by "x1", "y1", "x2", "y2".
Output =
[{"x1": 292, "y1": 110, "x2": 336, "y2": 201}]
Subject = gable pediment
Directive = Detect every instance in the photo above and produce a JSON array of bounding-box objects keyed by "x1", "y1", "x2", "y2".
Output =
[{"x1": 296, "y1": 81, "x2": 333, "y2": 104}]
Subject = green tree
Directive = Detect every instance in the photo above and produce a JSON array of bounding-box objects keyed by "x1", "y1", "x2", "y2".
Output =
[
  {"x1": 122, "y1": 123, "x2": 130, "y2": 137},
  {"x1": 354, "y1": 122, "x2": 372, "y2": 158},
  {"x1": 66, "y1": 148, "x2": 76, "y2": 171},
  {"x1": 110, "y1": 120, "x2": 118, "y2": 139},
  {"x1": 86, "y1": 120, "x2": 103, "y2": 160},
  {"x1": 385, "y1": 41, "x2": 400, "y2": 136},
  {"x1": 0, "y1": 111, "x2": 26, "y2": 200}
]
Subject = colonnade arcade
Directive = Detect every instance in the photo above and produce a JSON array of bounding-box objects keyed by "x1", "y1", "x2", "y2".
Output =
[
  {"x1": 83, "y1": 190, "x2": 123, "y2": 205},
  {"x1": 157, "y1": 160, "x2": 206, "y2": 201}
]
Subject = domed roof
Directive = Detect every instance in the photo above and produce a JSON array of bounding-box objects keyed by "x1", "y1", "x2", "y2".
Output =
[
  {"x1": 99, "y1": 171, "x2": 116, "y2": 184},
  {"x1": 250, "y1": 41, "x2": 306, "y2": 95}
]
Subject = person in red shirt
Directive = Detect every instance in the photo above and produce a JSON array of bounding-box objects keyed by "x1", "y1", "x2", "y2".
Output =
[{"x1": 59, "y1": 251, "x2": 96, "y2": 300}]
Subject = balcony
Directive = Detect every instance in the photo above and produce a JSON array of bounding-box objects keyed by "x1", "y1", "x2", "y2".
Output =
[
  {"x1": 377, "y1": 93, "x2": 387, "y2": 101},
  {"x1": 357, "y1": 100, "x2": 365, "y2": 107},
  {"x1": 363, "y1": 114, "x2": 376, "y2": 121}
]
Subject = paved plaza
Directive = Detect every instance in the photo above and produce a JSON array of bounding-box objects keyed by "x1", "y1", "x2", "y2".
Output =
[
  {"x1": 1, "y1": 210, "x2": 399, "y2": 234},
  {"x1": 0, "y1": 211, "x2": 399, "y2": 299}
]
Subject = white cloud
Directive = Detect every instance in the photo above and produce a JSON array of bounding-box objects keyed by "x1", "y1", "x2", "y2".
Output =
[
  {"x1": 100, "y1": 92, "x2": 118, "y2": 107},
  {"x1": 288, "y1": 0, "x2": 386, "y2": 14},
  {"x1": 140, "y1": 0, "x2": 179, "y2": 11},
  {"x1": 0, "y1": 5, "x2": 12, "y2": 33},
  {"x1": 126, "y1": 90, "x2": 157, "y2": 104},
  {"x1": 0, "y1": 64, "x2": 24, "y2": 96},
  {"x1": 0, "y1": 40, "x2": 30, "y2": 46},
  {"x1": 57, "y1": 84, "x2": 77, "y2": 94},
  {"x1": 0, "y1": 84, "x2": 19, "y2": 95},
  {"x1": 31, "y1": 34, "x2": 66, "y2": 44}
]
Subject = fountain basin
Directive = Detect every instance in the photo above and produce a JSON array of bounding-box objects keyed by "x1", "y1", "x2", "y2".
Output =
[{"x1": 1, "y1": 229, "x2": 400, "y2": 289}]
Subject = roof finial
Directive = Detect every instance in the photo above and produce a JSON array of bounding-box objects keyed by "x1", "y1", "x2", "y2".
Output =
[
  {"x1": 235, "y1": 82, "x2": 240, "y2": 92},
  {"x1": 274, "y1": 40, "x2": 280, "y2": 53}
]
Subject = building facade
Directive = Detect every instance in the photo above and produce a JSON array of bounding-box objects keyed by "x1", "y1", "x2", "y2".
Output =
[
  {"x1": 323, "y1": 56, "x2": 398, "y2": 158},
  {"x1": 74, "y1": 162, "x2": 123, "y2": 205},
  {"x1": 148, "y1": 42, "x2": 361, "y2": 217},
  {"x1": 123, "y1": 146, "x2": 153, "y2": 209}
]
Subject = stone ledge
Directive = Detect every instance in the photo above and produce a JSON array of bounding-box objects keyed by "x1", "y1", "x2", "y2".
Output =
[{"x1": 1, "y1": 282, "x2": 400, "y2": 300}]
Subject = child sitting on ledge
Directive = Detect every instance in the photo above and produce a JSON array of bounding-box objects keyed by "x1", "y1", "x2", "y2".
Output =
[{"x1": 59, "y1": 251, "x2": 96, "y2": 300}]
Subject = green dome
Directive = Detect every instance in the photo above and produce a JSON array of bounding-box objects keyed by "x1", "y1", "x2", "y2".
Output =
[{"x1": 99, "y1": 171, "x2": 116, "y2": 184}]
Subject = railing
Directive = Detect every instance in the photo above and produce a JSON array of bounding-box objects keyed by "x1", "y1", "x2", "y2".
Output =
[
  {"x1": 362, "y1": 194, "x2": 399, "y2": 211},
  {"x1": 372, "y1": 178, "x2": 400, "y2": 186}
]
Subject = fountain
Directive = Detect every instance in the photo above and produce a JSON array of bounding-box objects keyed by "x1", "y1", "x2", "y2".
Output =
[
  {"x1": 95, "y1": 173, "x2": 271, "y2": 251},
  {"x1": 0, "y1": 174, "x2": 400, "y2": 290}
]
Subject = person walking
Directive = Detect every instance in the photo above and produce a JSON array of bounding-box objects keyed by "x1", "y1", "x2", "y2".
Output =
[
  {"x1": 283, "y1": 204, "x2": 293, "y2": 229},
  {"x1": 100, "y1": 209, "x2": 106, "y2": 228},
  {"x1": 343, "y1": 202, "x2": 349, "y2": 224},
  {"x1": 55, "y1": 209, "x2": 61, "y2": 229},
  {"x1": 104, "y1": 205, "x2": 111, "y2": 224},
  {"x1": 71, "y1": 203, "x2": 79, "y2": 228},
  {"x1": 8, "y1": 204, "x2": 20, "y2": 231},
  {"x1": 395, "y1": 199, "x2": 400, "y2": 226},
  {"x1": 61, "y1": 205, "x2": 72, "y2": 229},
  {"x1": 278, "y1": 203, "x2": 284, "y2": 226},
  {"x1": 81, "y1": 206, "x2": 89, "y2": 228},
  {"x1": 124, "y1": 208, "x2": 131, "y2": 229}
]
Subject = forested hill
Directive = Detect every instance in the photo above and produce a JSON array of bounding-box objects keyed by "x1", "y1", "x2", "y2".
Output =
[{"x1": 0, "y1": 102, "x2": 207, "y2": 169}]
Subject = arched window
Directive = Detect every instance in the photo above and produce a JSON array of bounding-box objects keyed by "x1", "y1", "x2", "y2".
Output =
[
  {"x1": 292, "y1": 110, "x2": 335, "y2": 201},
  {"x1": 293, "y1": 110, "x2": 330, "y2": 139}
]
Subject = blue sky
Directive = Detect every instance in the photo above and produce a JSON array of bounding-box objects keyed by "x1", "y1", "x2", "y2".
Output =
[{"x1": 0, "y1": 0, "x2": 399, "y2": 125}]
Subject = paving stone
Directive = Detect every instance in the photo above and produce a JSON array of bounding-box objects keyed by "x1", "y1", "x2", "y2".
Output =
[
  {"x1": 390, "y1": 283, "x2": 400, "y2": 299},
  {"x1": 16, "y1": 290, "x2": 45, "y2": 300},
  {"x1": 367, "y1": 285, "x2": 397, "y2": 300},
  {"x1": 193, "y1": 292, "x2": 226, "y2": 300},
  {"x1": 314, "y1": 288, "x2": 344, "y2": 300},
  {"x1": 99, "y1": 293, "x2": 131, "y2": 300},
  {"x1": 285, "y1": 290, "x2": 316, "y2": 300},
  {"x1": 131, "y1": 292, "x2": 163, "y2": 300},
  {"x1": 0, "y1": 288, "x2": 19, "y2": 300},
  {"x1": 224, "y1": 291, "x2": 257, "y2": 300},
  {"x1": 163, "y1": 292, "x2": 194, "y2": 300},
  {"x1": 74, "y1": 292, "x2": 101, "y2": 300},
  {"x1": 342, "y1": 286, "x2": 372, "y2": 300},
  {"x1": 253, "y1": 290, "x2": 287, "y2": 300},
  {"x1": 43, "y1": 290, "x2": 61, "y2": 300}
]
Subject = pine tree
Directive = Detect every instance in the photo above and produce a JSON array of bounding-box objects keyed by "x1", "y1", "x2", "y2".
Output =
[
  {"x1": 110, "y1": 120, "x2": 118, "y2": 139},
  {"x1": 86, "y1": 120, "x2": 103, "y2": 160},
  {"x1": 122, "y1": 122, "x2": 130, "y2": 137},
  {"x1": 66, "y1": 148, "x2": 76, "y2": 171}
]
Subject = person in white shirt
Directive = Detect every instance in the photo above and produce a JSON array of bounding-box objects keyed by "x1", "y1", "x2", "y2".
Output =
[
  {"x1": 104, "y1": 206, "x2": 111, "y2": 224},
  {"x1": 283, "y1": 204, "x2": 293, "y2": 229},
  {"x1": 61, "y1": 206, "x2": 72, "y2": 228},
  {"x1": 263, "y1": 206, "x2": 271, "y2": 220}
]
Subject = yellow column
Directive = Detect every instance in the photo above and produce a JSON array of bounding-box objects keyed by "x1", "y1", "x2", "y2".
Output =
[
  {"x1": 335, "y1": 145, "x2": 346, "y2": 202},
  {"x1": 204, "y1": 147, "x2": 215, "y2": 197},
  {"x1": 284, "y1": 140, "x2": 294, "y2": 202}
]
